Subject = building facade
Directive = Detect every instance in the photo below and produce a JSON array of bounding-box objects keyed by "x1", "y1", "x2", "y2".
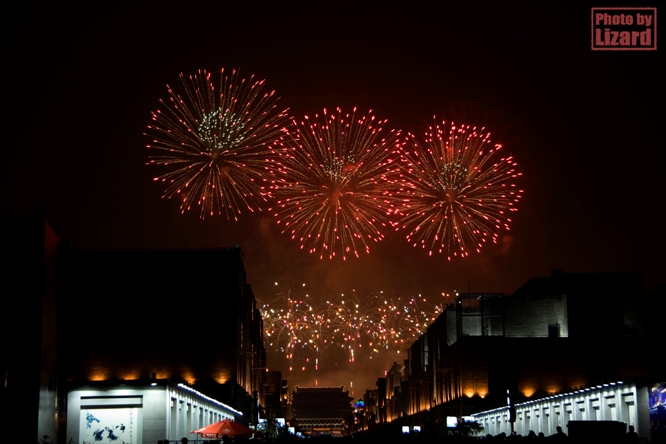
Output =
[
  {"x1": 472, "y1": 380, "x2": 649, "y2": 438},
  {"x1": 374, "y1": 271, "x2": 663, "y2": 441},
  {"x1": 66, "y1": 379, "x2": 242, "y2": 443},
  {"x1": 66, "y1": 247, "x2": 267, "y2": 424},
  {"x1": 2, "y1": 209, "x2": 271, "y2": 444}
]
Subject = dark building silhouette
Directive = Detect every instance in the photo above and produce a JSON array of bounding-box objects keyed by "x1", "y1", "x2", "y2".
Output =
[
  {"x1": 355, "y1": 386, "x2": 378, "y2": 433},
  {"x1": 66, "y1": 247, "x2": 266, "y2": 419},
  {"x1": 376, "y1": 376, "x2": 387, "y2": 424},
  {"x1": 2, "y1": 210, "x2": 270, "y2": 442},
  {"x1": 2, "y1": 209, "x2": 68, "y2": 443},
  {"x1": 65, "y1": 247, "x2": 268, "y2": 442},
  {"x1": 262, "y1": 370, "x2": 288, "y2": 420}
]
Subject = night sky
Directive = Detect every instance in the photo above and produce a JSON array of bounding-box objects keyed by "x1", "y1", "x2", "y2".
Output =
[{"x1": 4, "y1": 2, "x2": 663, "y2": 393}]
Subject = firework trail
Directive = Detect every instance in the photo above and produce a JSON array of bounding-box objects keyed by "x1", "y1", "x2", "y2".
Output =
[
  {"x1": 328, "y1": 291, "x2": 442, "y2": 363},
  {"x1": 269, "y1": 107, "x2": 405, "y2": 260},
  {"x1": 259, "y1": 284, "x2": 449, "y2": 373},
  {"x1": 392, "y1": 119, "x2": 523, "y2": 259},
  {"x1": 261, "y1": 286, "x2": 338, "y2": 372},
  {"x1": 145, "y1": 68, "x2": 289, "y2": 219}
]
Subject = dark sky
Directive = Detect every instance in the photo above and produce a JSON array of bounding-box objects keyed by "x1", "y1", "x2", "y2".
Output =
[{"x1": 3, "y1": 2, "x2": 663, "y2": 392}]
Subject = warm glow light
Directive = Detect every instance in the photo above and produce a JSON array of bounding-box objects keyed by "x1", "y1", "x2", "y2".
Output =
[
  {"x1": 89, "y1": 371, "x2": 108, "y2": 381},
  {"x1": 121, "y1": 372, "x2": 139, "y2": 380},
  {"x1": 522, "y1": 388, "x2": 536, "y2": 397},
  {"x1": 178, "y1": 370, "x2": 196, "y2": 385}
]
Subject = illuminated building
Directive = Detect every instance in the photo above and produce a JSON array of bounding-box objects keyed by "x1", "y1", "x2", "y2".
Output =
[
  {"x1": 379, "y1": 270, "x2": 663, "y2": 441},
  {"x1": 2, "y1": 209, "x2": 269, "y2": 443},
  {"x1": 472, "y1": 380, "x2": 648, "y2": 438},
  {"x1": 67, "y1": 379, "x2": 241, "y2": 443},
  {"x1": 65, "y1": 246, "x2": 267, "y2": 437},
  {"x1": 381, "y1": 360, "x2": 409, "y2": 422}
]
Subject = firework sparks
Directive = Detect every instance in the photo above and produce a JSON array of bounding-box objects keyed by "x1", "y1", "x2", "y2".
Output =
[
  {"x1": 269, "y1": 107, "x2": 405, "y2": 260},
  {"x1": 261, "y1": 288, "x2": 337, "y2": 372},
  {"x1": 392, "y1": 119, "x2": 523, "y2": 259},
  {"x1": 145, "y1": 68, "x2": 289, "y2": 219},
  {"x1": 260, "y1": 284, "x2": 448, "y2": 373}
]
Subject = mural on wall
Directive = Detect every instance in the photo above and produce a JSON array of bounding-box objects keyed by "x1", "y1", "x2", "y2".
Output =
[
  {"x1": 80, "y1": 408, "x2": 137, "y2": 444},
  {"x1": 650, "y1": 383, "x2": 666, "y2": 410},
  {"x1": 650, "y1": 382, "x2": 666, "y2": 439}
]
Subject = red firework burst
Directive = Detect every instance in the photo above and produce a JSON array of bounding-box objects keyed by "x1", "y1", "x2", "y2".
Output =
[
  {"x1": 269, "y1": 107, "x2": 405, "y2": 260},
  {"x1": 145, "y1": 68, "x2": 289, "y2": 219},
  {"x1": 392, "y1": 118, "x2": 523, "y2": 259}
]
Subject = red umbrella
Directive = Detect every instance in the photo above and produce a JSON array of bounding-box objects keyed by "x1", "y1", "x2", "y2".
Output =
[{"x1": 190, "y1": 418, "x2": 257, "y2": 439}]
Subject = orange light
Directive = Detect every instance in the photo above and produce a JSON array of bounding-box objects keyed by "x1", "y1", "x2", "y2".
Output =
[
  {"x1": 216, "y1": 376, "x2": 229, "y2": 384},
  {"x1": 121, "y1": 372, "x2": 139, "y2": 381},
  {"x1": 89, "y1": 371, "x2": 107, "y2": 381},
  {"x1": 522, "y1": 388, "x2": 535, "y2": 397}
]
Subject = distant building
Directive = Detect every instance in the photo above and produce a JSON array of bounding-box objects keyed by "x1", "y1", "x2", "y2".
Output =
[
  {"x1": 291, "y1": 386, "x2": 353, "y2": 436},
  {"x1": 357, "y1": 387, "x2": 378, "y2": 432},
  {"x1": 376, "y1": 377, "x2": 387, "y2": 424},
  {"x1": 382, "y1": 361, "x2": 408, "y2": 423},
  {"x1": 262, "y1": 370, "x2": 288, "y2": 420}
]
